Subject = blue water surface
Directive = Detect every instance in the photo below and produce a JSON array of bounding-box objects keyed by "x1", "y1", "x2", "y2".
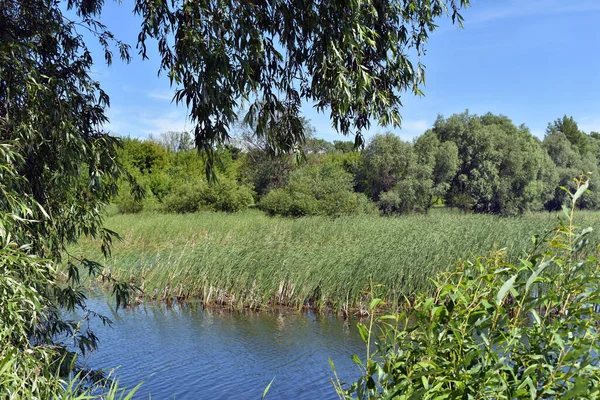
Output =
[{"x1": 80, "y1": 297, "x2": 366, "y2": 399}]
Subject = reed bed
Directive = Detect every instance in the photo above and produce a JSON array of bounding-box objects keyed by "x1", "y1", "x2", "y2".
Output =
[{"x1": 71, "y1": 209, "x2": 600, "y2": 313}]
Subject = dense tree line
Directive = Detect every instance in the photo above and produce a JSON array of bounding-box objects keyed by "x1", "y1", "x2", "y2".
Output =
[{"x1": 117, "y1": 111, "x2": 600, "y2": 217}]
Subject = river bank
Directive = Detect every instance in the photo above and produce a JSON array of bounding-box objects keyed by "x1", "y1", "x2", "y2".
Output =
[{"x1": 70, "y1": 209, "x2": 600, "y2": 312}]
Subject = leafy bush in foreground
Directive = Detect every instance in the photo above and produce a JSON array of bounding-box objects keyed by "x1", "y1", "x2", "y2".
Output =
[{"x1": 335, "y1": 178, "x2": 600, "y2": 399}]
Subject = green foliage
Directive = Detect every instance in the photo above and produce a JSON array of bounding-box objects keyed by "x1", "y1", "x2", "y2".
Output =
[
  {"x1": 0, "y1": 1, "x2": 139, "y2": 395},
  {"x1": 115, "y1": 111, "x2": 600, "y2": 219},
  {"x1": 146, "y1": 170, "x2": 174, "y2": 202},
  {"x1": 114, "y1": 141, "x2": 256, "y2": 214},
  {"x1": 162, "y1": 179, "x2": 254, "y2": 213},
  {"x1": 543, "y1": 131, "x2": 600, "y2": 211},
  {"x1": 359, "y1": 133, "x2": 434, "y2": 214},
  {"x1": 432, "y1": 112, "x2": 556, "y2": 215},
  {"x1": 199, "y1": 180, "x2": 255, "y2": 213},
  {"x1": 547, "y1": 115, "x2": 590, "y2": 154},
  {"x1": 304, "y1": 137, "x2": 335, "y2": 154},
  {"x1": 0, "y1": 242, "x2": 63, "y2": 398},
  {"x1": 238, "y1": 150, "x2": 294, "y2": 198},
  {"x1": 334, "y1": 140, "x2": 358, "y2": 154},
  {"x1": 359, "y1": 133, "x2": 417, "y2": 200},
  {"x1": 377, "y1": 179, "x2": 431, "y2": 215},
  {"x1": 134, "y1": 0, "x2": 470, "y2": 170},
  {"x1": 72, "y1": 206, "x2": 600, "y2": 312},
  {"x1": 414, "y1": 131, "x2": 459, "y2": 208},
  {"x1": 335, "y1": 178, "x2": 600, "y2": 399},
  {"x1": 0, "y1": 145, "x2": 137, "y2": 396},
  {"x1": 260, "y1": 163, "x2": 376, "y2": 217},
  {"x1": 260, "y1": 188, "x2": 319, "y2": 217},
  {"x1": 114, "y1": 180, "x2": 145, "y2": 214},
  {"x1": 119, "y1": 138, "x2": 169, "y2": 174}
]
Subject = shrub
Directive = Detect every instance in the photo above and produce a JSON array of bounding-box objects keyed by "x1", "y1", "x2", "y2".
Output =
[
  {"x1": 162, "y1": 180, "x2": 254, "y2": 213},
  {"x1": 147, "y1": 171, "x2": 173, "y2": 202},
  {"x1": 321, "y1": 192, "x2": 377, "y2": 217},
  {"x1": 114, "y1": 181, "x2": 144, "y2": 214},
  {"x1": 162, "y1": 182, "x2": 203, "y2": 213},
  {"x1": 334, "y1": 178, "x2": 600, "y2": 398},
  {"x1": 260, "y1": 163, "x2": 376, "y2": 217},
  {"x1": 119, "y1": 138, "x2": 168, "y2": 174},
  {"x1": 200, "y1": 180, "x2": 255, "y2": 213}
]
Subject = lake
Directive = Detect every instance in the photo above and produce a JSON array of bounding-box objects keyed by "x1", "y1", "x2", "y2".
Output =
[{"x1": 80, "y1": 296, "x2": 366, "y2": 399}]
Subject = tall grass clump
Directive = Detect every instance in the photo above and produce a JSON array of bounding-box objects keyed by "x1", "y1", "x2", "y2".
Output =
[
  {"x1": 72, "y1": 206, "x2": 600, "y2": 313},
  {"x1": 334, "y1": 177, "x2": 600, "y2": 398}
]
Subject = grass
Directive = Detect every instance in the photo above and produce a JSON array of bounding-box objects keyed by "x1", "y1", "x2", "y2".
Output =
[{"x1": 70, "y1": 208, "x2": 600, "y2": 313}]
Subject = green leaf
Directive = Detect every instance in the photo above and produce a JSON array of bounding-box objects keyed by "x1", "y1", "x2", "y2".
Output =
[
  {"x1": 561, "y1": 204, "x2": 571, "y2": 219},
  {"x1": 369, "y1": 298, "x2": 383, "y2": 311},
  {"x1": 572, "y1": 180, "x2": 589, "y2": 204},
  {"x1": 261, "y1": 377, "x2": 275, "y2": 399},
  {"x1": 496, "y1": 274, "x2": 517, "y2": 306},
  {"x1": 525, "y1": 259, "x2": 552, "y2": 293},
  {"x1": 122, "y1": 381, "x2": 144, "y2": 400},
  {"x1": 530, "y1": 309, "x2": 542, "y2": 326},
  {"x1": 553, "y1": 333, "x2": 565, "y2": 350},
  {"x1": 328, "y1": 358, "x2": 335, "y2": 371},
  {"x1": 357, "y1": 323, "x2": 369, "y2": 343},
  {"x1": 563, "y1": 376, "x2": 587, "y2": 398},
  {"x1": 351, "y1": 354, "x2": 363, "y2": 366}
]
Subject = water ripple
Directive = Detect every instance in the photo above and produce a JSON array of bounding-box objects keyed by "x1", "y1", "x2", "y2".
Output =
[{"x1": 82, "y1": 298, "x2": 365, "y2": 399}]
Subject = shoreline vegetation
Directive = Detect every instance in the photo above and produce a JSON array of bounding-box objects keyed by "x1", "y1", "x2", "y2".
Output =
[{"x1": 70, "y1": 208, "x2": 600, "y2": 314}]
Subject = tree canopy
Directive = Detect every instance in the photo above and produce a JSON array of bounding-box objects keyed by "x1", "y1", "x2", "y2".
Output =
[{"x1": 133, "y1": 0, "x2": 470, "y2": 162}]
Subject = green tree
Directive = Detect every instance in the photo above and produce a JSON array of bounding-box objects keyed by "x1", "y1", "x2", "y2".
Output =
[
  {"x1": 546, "y1": 115, "x2": 589, "y2": 154},
  {"x1": 134, "y1": 0, "x2": 470, "y2": 167},
  {"x1": 543, "y1": 130, "x2": 600, "y2": 210},
  {"x1": 119, "y1": 138, "x2": 169, "y2": 174},
  {"x1": 358, "y1": 133, "x2": 434, "y2": 214},
  {"x1": 432, "y1": 112, "x2": 555, "y2": 215},
  {"x1": 304, "y1": 137, "x2": 335, "y2": 154},
  {"x1": 359, "y1": 133, "x2": 418, "y2": 199},
  {"x1": 414, "y1": 130, "x2": 459, "y2": 210},
  {"x1": 1, "y1": 0, "x2": 136, "y2": 396},
  {"x1": 334, "y1": 140, "x2": 357, "y2": 154}
]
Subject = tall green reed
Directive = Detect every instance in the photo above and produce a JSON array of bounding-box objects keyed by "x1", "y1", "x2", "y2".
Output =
[{"x1": 72, "y1": 208, "x2": 600, "y2": 312}]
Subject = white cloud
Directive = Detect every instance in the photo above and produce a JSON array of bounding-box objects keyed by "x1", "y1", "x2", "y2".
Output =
[
  {"x1": 143, "y1": 110, "x2": 191, "y2": 134},
  {"x1": 401, "y1": 119, "x2": 430, "y2": 132},
  {"x1": 103, "y1": 106, "x2": 191, "y2": 138},
  {"x1": 147, "y1": 89, "x2": 175, "y2": 101}
]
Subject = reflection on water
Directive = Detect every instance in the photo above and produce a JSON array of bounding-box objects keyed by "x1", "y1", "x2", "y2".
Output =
[{"x1": 81, "y1": 297, "x2": 365, "y2": 399}]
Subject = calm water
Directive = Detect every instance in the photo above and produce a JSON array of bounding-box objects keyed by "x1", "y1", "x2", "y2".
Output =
[{"x1": 80, "y1": 297, "x2": 366, "y2": 399}]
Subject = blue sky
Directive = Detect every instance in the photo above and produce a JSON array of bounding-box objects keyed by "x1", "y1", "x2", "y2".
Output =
[{"x1": 83, "y1": 0, "x2": 600, "y2": 142}]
